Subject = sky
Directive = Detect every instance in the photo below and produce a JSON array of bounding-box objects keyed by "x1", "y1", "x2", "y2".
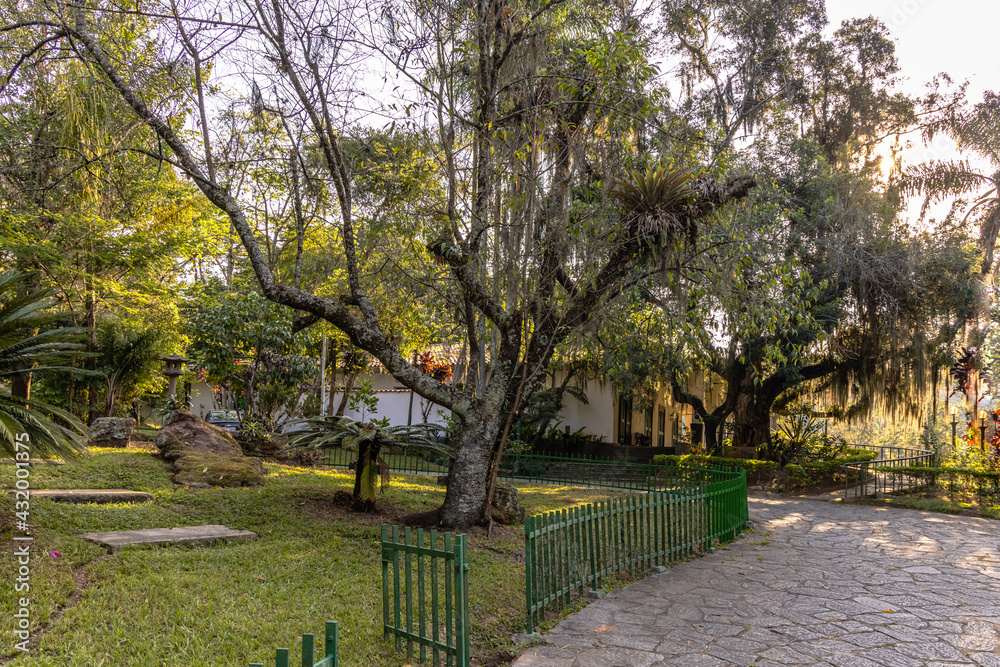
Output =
[
  {"x1": 826, "y1": 0, "x2": 996, "y2": 101},
  {"x1": 827, "y1": 0, "x2": 997, "y2": 192}
]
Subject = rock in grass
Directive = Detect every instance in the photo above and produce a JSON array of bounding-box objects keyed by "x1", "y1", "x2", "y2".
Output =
[
  {"x1": 491, "y1": 481, "x2": 526, "y2": 524},
  {"x1": 155, "y1": 410, "x2": 266, "y2": 488},
  {"x1": 155, "y1": 409, "x2": 242, "y2": 459},
  {"x1": 89, "y1": 417, "x2": 136, "y2": 448},
  {"x1": 172, "y1": 452, "x2": 266, "y2": 488}
]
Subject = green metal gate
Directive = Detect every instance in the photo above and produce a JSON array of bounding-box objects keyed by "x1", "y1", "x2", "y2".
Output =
[{"x1": 381, "y1": 525, "x2": 470, "y2": 667}]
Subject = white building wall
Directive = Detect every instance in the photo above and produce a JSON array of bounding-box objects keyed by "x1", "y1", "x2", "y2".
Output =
[
  {"x1": 550, "y1": 374, "x2": 615, "y2": 442},
  {"x1": 189, "y1": 381, "x2": 215, "y2": 418},
  {"x1": 330, "y1": 383, "x2": 451, "y2": 428}
]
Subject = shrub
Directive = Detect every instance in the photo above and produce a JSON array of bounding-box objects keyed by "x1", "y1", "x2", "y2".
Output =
[
  {"x1": 653, "y1": 454, "x2": 778, "y2": 485},
  {"x1": 784, "y1": 464, "x2": 809, "y2": 487},
  {"x1": 872, "y1": 465, "x2": 1000, "y2": 501},
  {"x1": 653, "y1": 449, "x2": 877, "y2": 488}
]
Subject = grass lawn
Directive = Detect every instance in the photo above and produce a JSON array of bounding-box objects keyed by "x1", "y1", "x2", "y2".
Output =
[{"x1": 0, "y1": 449, "x2": 629, "y2": 666}]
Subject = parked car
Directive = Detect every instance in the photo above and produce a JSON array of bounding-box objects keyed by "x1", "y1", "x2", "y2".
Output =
[{"x1": 206, "y1": 409, "x2": 241, "y2": 433}]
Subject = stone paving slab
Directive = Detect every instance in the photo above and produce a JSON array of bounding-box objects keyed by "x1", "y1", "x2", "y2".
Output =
[
  {"x1": 514, "y1": 494, "x2": 1000, "y2": 666},
  {"x1": 82, "y1": 524, "x2": 256, "y2": 553},
  {"x1": 23, "y1": 489, "x2": 154, "y2": 504}
]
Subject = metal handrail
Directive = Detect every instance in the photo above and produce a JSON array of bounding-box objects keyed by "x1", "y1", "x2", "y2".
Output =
[{"x1": 843, "y1": 446, "x2": 935, "y2": 501}]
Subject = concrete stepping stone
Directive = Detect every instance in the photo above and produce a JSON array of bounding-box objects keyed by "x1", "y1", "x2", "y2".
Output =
[
  {"x1": 28, "y1": 489, "x2": 154, "y2": 504},
  {"x1": 81, "y1": 524, "x2": 257, "y2": 553}
]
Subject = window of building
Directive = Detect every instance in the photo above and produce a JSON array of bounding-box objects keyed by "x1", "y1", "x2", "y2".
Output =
[{"x1": 617, "y1": 393, "x2": 633, "y2": 445}]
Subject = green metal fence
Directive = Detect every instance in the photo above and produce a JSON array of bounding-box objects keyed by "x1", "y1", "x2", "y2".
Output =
[
  {"x1": 498, "y1": 452, "x2": 677, "y2": 491},
  {"x1": 249, "y1": 621, "x2": 338, "y2": 667},
  {"x1": 321, "y1": 448, "x2": 694, "y2": 491},
  {"x1": 321, "y1": 448, "x2": 450, "y2": 476},
  {"x1": 524, "y1": 465, "x2": 748, "y2": 633},
  {"x1": 381, "y1": 525, "x2": 470, "y2": 667}
]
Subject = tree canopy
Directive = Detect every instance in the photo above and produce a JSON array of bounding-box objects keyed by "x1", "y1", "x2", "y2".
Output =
[{"x1": 0, "y1": 0, "x2": 991, "y2": 523}]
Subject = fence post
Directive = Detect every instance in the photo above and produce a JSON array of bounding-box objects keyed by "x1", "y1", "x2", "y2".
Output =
[
  {"x1": 455, "y1": 534, "x2": 470, "y2": 667},
  {"x1": 301, "y1": 634, "x2": 314, "y2": 667},
  {"x1": 325, "y1": 621, "x2": 338, "y2": 667},
  {"x1": 381, "y1": 525, "x2": 390, "y2": 640},
  {"x1": 525, "y1": 515, "x2": 535, "y2": 633}
]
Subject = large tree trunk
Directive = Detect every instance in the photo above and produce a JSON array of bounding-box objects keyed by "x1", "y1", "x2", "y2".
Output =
[
  {"x1": 439, "y1": 414, "x2": 503, "y2": 527},
  {"x1": 703, "y1": 413, "x2": 726, "y2": 454},
  {"x1": 732, "y1": 400, "x2": 772, "y2": 451}
]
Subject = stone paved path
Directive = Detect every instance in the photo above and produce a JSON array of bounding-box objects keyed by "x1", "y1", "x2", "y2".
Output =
[{"x1": 514, "y1": 495, "x2": 1000, "y2": 667}]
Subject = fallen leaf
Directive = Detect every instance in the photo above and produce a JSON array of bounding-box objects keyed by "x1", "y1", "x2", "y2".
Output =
[
  {"x1": 593, "y1": 626, "x2": 611, "y2": 632},
  {"x1": 883, "y1": 609, "x2": 894, "y2": 613}
]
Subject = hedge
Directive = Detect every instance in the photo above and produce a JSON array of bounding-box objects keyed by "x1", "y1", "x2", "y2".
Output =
[
  {"x1": 802, "y1": 450, "x2": 878, "y2": 475},
  {"x1": 872, "y1": 465, "x2": 1000, "y2": 500},
  {"x1": 652, "y1": 450, "x2": 879, "y2": 489},
  {"x1": 652, "y1": 454, "x2": 778, "y2": 477}
]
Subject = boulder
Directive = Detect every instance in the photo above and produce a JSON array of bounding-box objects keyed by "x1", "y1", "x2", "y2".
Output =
[
  {"x1": 172, "y1": 452, "x2": 267, "y2": 488},
  {"x1": 155, "y1": 410, "x2": 265, "y2": 487},
  {"x1": 155, "y1": 410, "x2": 242, "y2": 460},
  {"x1": 491, "y1": 481, "x2": 526, "y2": 525},
  {"x1": 89, "y1": 417, "x2": 136, "y2": 448}
]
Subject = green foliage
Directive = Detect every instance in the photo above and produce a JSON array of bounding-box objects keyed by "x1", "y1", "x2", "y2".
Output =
[
  {"x1": 345, "y1": 378, "x2": 380, "y2": 424},
  {"x1": 289, "y1": 417, "x2": 451, "y2": 503},
  {"x1": 653, "y1": 454, "x2": 778, "y2": 480},
  {"x1": 94, "y1": 323, "x2": 163, "y2": 418},
  {"x1": 188, "y1": 290, "x2": 313, "y2": 425},
  {"x1": 783, "y1": 464, "x2": 809, "y2": 487},
  {"x1": 0, "y1": 273, "x2": 89, "y2": 458},
  {"x1": 763, "y1": 413, "x2": 847, "y2": 465},
  {"x1": 652, "y1": 447, "x2": 875, "y2": 489}
]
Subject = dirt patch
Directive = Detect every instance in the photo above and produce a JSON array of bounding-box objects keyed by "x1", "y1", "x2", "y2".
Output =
[
  {"x1": 474, "y1": 648, "x2": 515, "y2": 666},
  {"x1": 293, "y1": 491, "x2": 404, "y2": 528},
  {"x1": 398, "y1": 507, "x2": 443, "y2": 528}
]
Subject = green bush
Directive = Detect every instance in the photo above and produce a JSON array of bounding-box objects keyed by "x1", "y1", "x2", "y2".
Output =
[
  {"x1": 500, "y1": 456, "x2": 551, "y2": 478},
  {"x1": 653, "y1": 454, "x2": 778, "y2": 484},
  {"x1": 802, "y1": 450, "x2": 877, "y2": 475},
  {"x1": 784, "y1": 464, "x2": 809, "y2": 487},
  {"x1": 652, "y1": 449, "x2": 877, "y2": 489},
  {"x1": 872, "y1": 465, "x2": 1000, "y2": 500}
]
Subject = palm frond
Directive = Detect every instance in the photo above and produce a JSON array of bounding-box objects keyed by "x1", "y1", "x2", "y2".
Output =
[{"x1": 0, "y1": 272, "x2": 88, "y2": 459}]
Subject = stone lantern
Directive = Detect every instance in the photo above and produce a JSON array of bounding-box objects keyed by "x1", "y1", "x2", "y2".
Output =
[{"x1": 161, "y1": 354, "x2": 191, "y2": 404}]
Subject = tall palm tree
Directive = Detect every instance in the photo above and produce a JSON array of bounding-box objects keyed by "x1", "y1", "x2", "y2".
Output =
[{"x1": 0, "y1": 273, "x2": 89, "y2": 458}]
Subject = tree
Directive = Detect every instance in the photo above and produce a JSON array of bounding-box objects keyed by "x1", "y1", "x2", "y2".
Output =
[
  {"x1": 642, "y1": 16, "x2": 977, "y2": 452},
  {"x1": 0, "y1": 272, "x2": 88, "y2": 458},
  {"x1": 904, "y1": 90, "x2": 1000, "y2": 277},
  {"x1": 93, "y1": 323, "x2": 163, "y2": 418},
  {"x1": 0, "y1": 16, "x2": 225, "y2": 419},
  {"x1": 6, "y1": 0, "x2": 756, "y2": 527},
  {"x1": 187, "y1": 290, "x2": 313, "y2": 421}
]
